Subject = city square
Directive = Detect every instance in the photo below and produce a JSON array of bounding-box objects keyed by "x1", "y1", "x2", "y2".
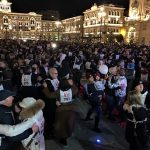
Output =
[{"x1": 0, "y1": 0, "x2": 150, "y2": 150}]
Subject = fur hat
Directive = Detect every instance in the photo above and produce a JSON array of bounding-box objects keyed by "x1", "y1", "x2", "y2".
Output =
[
  {"x1": 19, "y1": 97, "x2": 36, "y2": 108},
  {"x1": 19, "y1": 98, "x2": 45, "y2": 120}
]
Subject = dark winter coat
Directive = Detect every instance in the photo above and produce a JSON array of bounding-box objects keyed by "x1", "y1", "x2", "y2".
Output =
[
  {"x1": 42, "y1": 82, "x2": 78, "y2": 139},
  {"x1": 125, "y1": 105, "x2": 149, "y2": 150},
  {"x1": 0, "y1": 105, "x2": 32, "y2": 150}
]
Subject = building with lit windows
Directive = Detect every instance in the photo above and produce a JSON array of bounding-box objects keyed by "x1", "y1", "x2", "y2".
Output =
[
  {"x1": 0, "y1": 0, "x2": 63, "y2": 40},
  {"x1": 61, "y1": 16, "x2": 83, "y2": 41},
  {"x1": 0, "y1": 0, "x2": 126, "y2": 42},
  {"x1": 83, "y1": 3, "x2": 125, "y2": 42},
  {"x1": 41, "y1": 20, "x2": 63, "y2": 41},
  {"x1": 0, "y1": 0, "x2": 42, "y2": 39},
  {"x1": 125, "y1": 0, "x2": 150, "y2": 44},
  {"x1": 1, "y1": 0, "x2": 150, "y2": 44}
]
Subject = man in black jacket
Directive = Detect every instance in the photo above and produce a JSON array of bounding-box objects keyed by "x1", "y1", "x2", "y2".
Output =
[
  {"x1": 42, "y1": 67, "x2": 59, "y2": 139},
  {"x1": 0, "y1": 90, "x2": 33, "y2": 150}
]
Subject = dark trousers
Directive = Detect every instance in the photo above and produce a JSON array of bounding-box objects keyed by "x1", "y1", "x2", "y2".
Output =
[
  {"x1": 116, "y1": 96, "x2": 126, "y2": 121},
  {"x1": 106, "y1": 95, "x2": 115, "y2": 118},
  {"x1": 43, "y1": 100, "x2": 56, "y2": 137},
  {"x1": 86, "y1": 105, "x2": 102, "y2": 128}
]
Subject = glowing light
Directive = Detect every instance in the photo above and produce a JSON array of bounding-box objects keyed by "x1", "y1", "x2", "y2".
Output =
[
  {"x1": 96, "y1": 139, "x2": 101, "y2": 143},
  {"x1": 100, "y1": 7, "x2": 104, "y2": 12},
  {"x1": 51, "y1": 43, "x2": 57, "y2": 49},
  {"x1": 55, "y1": 21, "x2": 61, "y2": 27},
  {"x1": 120, "y1": 28, "x2": 126, "y2": 37},
  {"x1": 23, "y1": 39, "x2": 27, "y2": 42},
  {"x1": 1, "y1": 0, "x2": 8, "y2": 5}
]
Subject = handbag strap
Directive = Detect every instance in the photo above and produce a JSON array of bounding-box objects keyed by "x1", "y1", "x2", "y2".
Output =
[{"x1": 25, "y1": 132, "x2": 38, "y2": 149}]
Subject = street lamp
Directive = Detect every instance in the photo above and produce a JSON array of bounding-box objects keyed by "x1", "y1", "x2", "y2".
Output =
[
  {"x1": 55, "y1": 21, "x2": 61, "y2": 41},
  {"x1": 98, "y1": 7, "x2": 106, "y2": 42}
]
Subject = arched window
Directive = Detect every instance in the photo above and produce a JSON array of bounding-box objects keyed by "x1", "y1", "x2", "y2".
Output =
[
  {"x1": 30, "y1": 18, "x2": 35, "y2": 25},
  {"x1": 3, "y1": 16, "x2": 9, "y2": 23},
  {"x1": 30, "y1": 18, "x2": 36, "y2": 30}
]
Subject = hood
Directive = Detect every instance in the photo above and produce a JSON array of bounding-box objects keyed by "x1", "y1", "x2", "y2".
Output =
[{"x1": 19, "y1": 99, "x2": 45, "y2": 120}]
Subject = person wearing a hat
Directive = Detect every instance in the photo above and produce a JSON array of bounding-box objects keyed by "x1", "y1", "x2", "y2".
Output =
[
  {"x1": 58, "y1": 60, "x2": 70, "y2": 80},
  {"x1": 18, "y1": 97, "x2": 45, "y2": 150},
  {"x1": 131, "y1": 79, "x2": 148, "y2": 105},
  {"x1": 0, "y1": 90, "x2": 40, "y2": 150}
]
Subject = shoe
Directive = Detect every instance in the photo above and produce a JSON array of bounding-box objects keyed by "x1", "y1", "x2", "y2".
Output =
[{"x1": 93, "y1": 127, "x2": 102, "y2": 133}]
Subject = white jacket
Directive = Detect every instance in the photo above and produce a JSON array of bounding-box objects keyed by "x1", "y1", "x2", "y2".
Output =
[
  {"x1": 0, "y1": 114, "x2": 39, "y2": 136},
  {"x1": 22, "y1": 111, "x2": 45, "y2": 150}
]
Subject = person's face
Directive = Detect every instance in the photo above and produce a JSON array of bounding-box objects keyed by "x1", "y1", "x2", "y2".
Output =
[
  {"x1": 109, "y1": 67, "x2": 117, "y2": 76},
  {"x1": 95, "y1": 76, "x2": 100, "y2": 81},
  {"x1": 88, "y1": 76, "x2": 94, "y2": 82},
  {"x1": 3, "y1": 96, "x2": 14, "y2": 107},
  {"x1": 135, "y1": 84, "x2": 143, "y2": 93},
  {"x1": 49, "y1": 69, "x2": 58, "y2": 79}
]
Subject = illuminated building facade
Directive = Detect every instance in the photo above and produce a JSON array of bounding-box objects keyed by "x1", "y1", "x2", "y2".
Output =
[
  {"x1": 83, "y1": 3, "x2": 125, "y2": 42},
  {"x1": 61, "y1": 16, "x2": 83, "y2": 41},
  {"x1": 0, "y1": 0, "x2": 63, "y2": 40},
  {"x1": 0, "y1": 1, "x2": 125, "y2": 42},
  {"x1": 41, "y1": 20, "x2": 63, "y2": 41},
  {"x1": 0, "y1": 0, "x2": 42, "y2": 39},
  {"x1": 125, "y1": 0, "x2": 150, "y2": 44},
  {"x1": 1, "y1": 0, "x2": 150, "y2": 44}
]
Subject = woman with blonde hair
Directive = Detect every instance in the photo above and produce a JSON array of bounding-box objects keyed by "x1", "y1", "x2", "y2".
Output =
[{"x1": 123, "y1": 90, "x2": 149, "y2": 150}]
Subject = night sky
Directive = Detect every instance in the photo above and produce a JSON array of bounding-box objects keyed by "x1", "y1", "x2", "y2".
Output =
[{"x1": 11, "y1": 0, "x2": 129, "y2": 19}]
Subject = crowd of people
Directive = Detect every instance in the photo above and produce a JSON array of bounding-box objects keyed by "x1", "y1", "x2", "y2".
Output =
[{"x1": 0, "y1": 39, "x2": 150, "y2": 150}]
